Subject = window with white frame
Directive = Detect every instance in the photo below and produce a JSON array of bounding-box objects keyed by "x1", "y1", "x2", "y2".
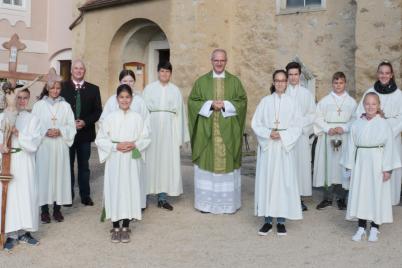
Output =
[
  {"x1": 277, "y1": 0, "x2": 326, "y2": 14},
  {"x1": 1, "y1": 0, "x2": 25, "y2": 9},
  {"x1": 0, "y1": 0, "x2": 30, "y2": 26}
]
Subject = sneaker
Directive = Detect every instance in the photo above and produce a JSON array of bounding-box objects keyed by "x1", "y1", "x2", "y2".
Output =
[
  {"x1": 120, "y1": 227, "x2": 131, "y2": 243},
  {"x1": 3, "y1": 237, "x2": 18, "y2": 252},
  {"x1": 368, "y1": 227, "x2": 380, "y2": 242},
  {"x1": 110, "y1": 228, "x2": 121, "y2": 243},
  {"x1": 157, "y1": 201, "x2": 173, "y2": 211},
  {"x1": 276, "y1": 224, "x2": 287, "y2": 236},
  {"x1": 41, "y1": 212, "x2": 51, "y2": 224},
  {"x1": 301, "y1": 200, "x2": 308, "y2": 211},
  {"x1": 352, "y1": 227, "x2": 366, "y2": 241},
  {"x1": 336, "y1": 199, "x2": 347, "y2": 210},
  {"x1": 316, "y1": 200, "x2": 332, "y2": 210},
  {"x1": 53, "y1": 211, "x2": 64, "y2": 222},
  {"x1": 258, "y1": 223, "x2": 272, "y2": 236},
  {"x1": 18, "y1": 232, "x2": 39, "y2": 246}
]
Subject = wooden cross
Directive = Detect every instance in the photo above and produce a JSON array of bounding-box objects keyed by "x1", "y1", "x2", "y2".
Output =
[{"x1": 0, "y1": 34, "x2": 57, "y2": 247}]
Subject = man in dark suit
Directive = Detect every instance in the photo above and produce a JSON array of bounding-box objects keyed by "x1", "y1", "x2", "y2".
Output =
[{"x1": 61, "y1": 59, "x2": 102, "y2": 206}]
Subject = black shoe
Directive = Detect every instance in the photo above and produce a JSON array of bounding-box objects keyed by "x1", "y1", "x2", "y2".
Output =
[
  {"x1": 258, "y1": 223, "x2": 272, "y2": 236},
  {"x1": 276, "y1": 223, "x2": 287, "y2": 236},
  {"x1": 81, "y1": 197, "x2": 94, "y2": 206},
  {"x1": 199, "y1": 210, "x2": 210, "y2": 214},
  {"x1": 141, "y1": 208, "x2": 146, "y2": 212},
  {"x1": 41, "y1": 212, "x2": 51, "y2": 224},
  {"x1": 316, "y1": 200, "x2": 332, "y2": 210},
  {"x1": 336, "y1": 199, "x2": 347, "y2": 210},
  {"x1": 157, "y1": 201, "x2": 173, "y2": 211},
  {"x1": 301, "y1": 200, "x2": 308, "y2": 211}
]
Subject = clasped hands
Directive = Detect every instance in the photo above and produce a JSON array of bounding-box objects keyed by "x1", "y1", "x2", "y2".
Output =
[
  {"x1": 116, "y1": 141, "x2": 136, "y2": 153},
  {"x1": 212, "y1": 100, "x2": 225, "y2": 111},
  {"x1": 328, "y1": 127, "x2": 344, "y2": 136},
  {"x1": 46, "y1": 128, "x2": 61, "y2": 138},
  {"x1": 270, "y1": 131, "x2": 281, "y2": 140}
]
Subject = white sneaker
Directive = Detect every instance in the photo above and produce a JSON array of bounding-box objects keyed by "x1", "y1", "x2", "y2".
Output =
[
  {"x1": 352, "y1": 227, "x2": 366, "y2": 241},
  {"x1": 368, "y1": 227, "x2": 380, "y2": 242}
]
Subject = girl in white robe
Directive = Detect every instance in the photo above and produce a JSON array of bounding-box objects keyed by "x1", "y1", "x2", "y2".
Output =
[
  {"x1": 252, "y1": 70, "x2": 302, "y2": 236},
  {"x1": 99, "y1": 70, "x2": 149, "y2": 209},
  {"x1": 32, "y1": 81, "x2": 76, "y2": 223},
  {"x1": 355, "y1": 61, "x2": 402, "y2": 206},
  {"x1": 341, "y1": 92, "x2": 401, "y2": 242},
  {"x1": 142, "y1": 62, "x2": 189, "y2": 211},
  {"x1": 313, "y1": 72, "x2": 357, "y2": 210},
  {"x1": 0, "y1": 89, "x2": 41, "y2": 251},
  {"x1": 96, "y1": 84, "x2": 150, "y2": 243}
]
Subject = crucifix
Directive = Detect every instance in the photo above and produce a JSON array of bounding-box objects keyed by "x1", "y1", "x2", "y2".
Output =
[
  {"x1": 337, "y1": 108, "x2": 342, "y2": 116},
  {"x1": 0, "y1": 34, "x2": 50, "y2": 247},
  {"x1": 274, "y1": 119, "x2": 280, "y2": 130}
]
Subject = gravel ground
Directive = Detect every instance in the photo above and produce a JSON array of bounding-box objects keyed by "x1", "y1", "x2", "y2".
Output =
[{"x1": 1, "y1": 149, "x2": 402, "y2": 268}]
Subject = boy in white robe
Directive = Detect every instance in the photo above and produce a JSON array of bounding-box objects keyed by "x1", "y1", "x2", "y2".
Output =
[
  {"x1": 96, "y1": 84, "x2": 150, "y2": 243},
  {"x1": 143, "y1": 62, "x2": 189, "y2": 211},
  {"x1": 341, "y1": 92, "x2": 401, "y2": 242},
  {"x1": 1, "y1": 89, "x2": 41, "y2": 251},
  {"x1": 32, "y1": 81, "x2": 76, "y2": 223},
  {"x1": 252, "y1": 70, "x2": 302, "y2": 236},
  {"x1": 285, "y1": 62, "x2": 316, "y2": 211},
  {"x1": 355, "y1": 61, "x2": 402, "y2": 205},
  {"x1": 314, "y1": 72, "x2": 357, "y2": 210}
]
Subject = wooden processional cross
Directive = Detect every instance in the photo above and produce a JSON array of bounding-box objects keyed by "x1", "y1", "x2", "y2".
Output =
[{"x1": 0, "y1": 34, "x2": 53, "y2": 247}]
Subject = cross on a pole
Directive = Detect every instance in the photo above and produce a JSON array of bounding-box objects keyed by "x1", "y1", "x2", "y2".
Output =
[{"x1": 0, "y1": 34, "x2": 49, "y2": 85}]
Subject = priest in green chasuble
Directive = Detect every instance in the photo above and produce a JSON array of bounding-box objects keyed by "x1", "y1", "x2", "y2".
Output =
[{"x1": 188, "y1": 49, "x2": 247, "y2": 214}]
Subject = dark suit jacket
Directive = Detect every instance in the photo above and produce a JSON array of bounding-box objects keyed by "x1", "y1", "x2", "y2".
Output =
[{"x1": 61, "y1": 80, "x2": 102, "y2": 143}]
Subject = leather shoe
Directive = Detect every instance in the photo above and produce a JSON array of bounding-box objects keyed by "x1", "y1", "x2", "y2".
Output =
[
  {"x1": 157, "y1": 201, "x2": 173, "y2": 211},
  {"x1": 81, "y1": 197, "x2": 94, "y2": 206}
]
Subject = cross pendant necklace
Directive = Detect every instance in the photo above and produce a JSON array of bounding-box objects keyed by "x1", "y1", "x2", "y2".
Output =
[
  {"x1": 332, "y1": 94, "x2": 346, "y2": 117},
  {"x1": 51, "y1": 115, "x2": 57, "y2": 127},
  {"x1": 274, "y1": 95, "x2": 281, "y2": 130}
]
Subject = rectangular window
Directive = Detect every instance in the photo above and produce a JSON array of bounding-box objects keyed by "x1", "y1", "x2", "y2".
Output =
[
  {"x1": 286, "y1": 0, "x2": 322, "y2": 8},
  {"x1": 277, "y1": 0, "x2": 325, "y2": 14},
  {"x1": 1, "y1": 0, "x2": 24, "y2": 8}
]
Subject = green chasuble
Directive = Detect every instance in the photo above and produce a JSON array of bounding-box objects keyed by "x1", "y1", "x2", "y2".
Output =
[{"x1": 188, "y1": 71, "x2": 247, "y2": 173}]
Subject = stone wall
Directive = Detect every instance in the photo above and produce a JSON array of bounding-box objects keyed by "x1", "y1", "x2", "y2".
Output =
[{"x1": 72, "y1": 0, "x2": 402, "y2": 150}]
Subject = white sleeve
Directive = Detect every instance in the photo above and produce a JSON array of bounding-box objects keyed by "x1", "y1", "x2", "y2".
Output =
[
  {"x1": 221, "y1": 101, "x2": 237, "y2": 118},
  {"x1": 198, "y1": 100, "x2": 213, "y2": 118}
]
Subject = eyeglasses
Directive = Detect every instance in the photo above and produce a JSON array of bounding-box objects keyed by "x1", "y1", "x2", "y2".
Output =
[{"x1": 274, "y1": 80, "x2": 287, "y2": 84}]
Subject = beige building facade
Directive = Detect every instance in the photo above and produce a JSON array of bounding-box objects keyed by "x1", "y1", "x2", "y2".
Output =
[
  {"x1": 0, "y1": 0, "x2": 74, "y2": 102},
  {"x1": 72, "y1": 0, "x2": 401, "y2": 129}
]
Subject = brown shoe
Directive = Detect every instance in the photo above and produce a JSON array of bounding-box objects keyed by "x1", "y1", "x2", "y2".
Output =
[
  {"x1": 110, "y1": 228, "x2": 121, "y2": 243},
  {"x1": 120, "y1": 227, "x2": 131, "y2": 243},
  {"x1": 53, "y1": 211, "x2": 64, "y2": 222},
  {"x1": 41, "y1": 212, "x2": 51, "y2": 224}
]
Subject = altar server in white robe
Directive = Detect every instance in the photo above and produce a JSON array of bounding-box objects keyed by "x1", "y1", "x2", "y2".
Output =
[
  {"x1": 99, "y1": 70, "x2": 149, "y2": 209},
  {"x1": 96, "y1": 84, "x2": 150, "y2": 243},
  {"x1": 252, "y1": 70, "x2": 302, "y2": 236},
  {"x1": 142, "y1": 62, "x2": 189, "y2": 211},
  {"x1": 341, "y1": 92, "x2": 401, "y2": 242},
  {"x1": 314, "y1": 72, "x2": 357, "y2": 210},
  {"x1": 0, "y1": 89, "x2": 41, "y2": 251},
  {"x1": 355, "y1": 61, "x2": 402, "y2": 206},
  {"x1": 285, "y1": 61, "x2": 316, "y2": 211},
  {"x1": 32, "y1": 80, "x2": 76, "y2": 223}
]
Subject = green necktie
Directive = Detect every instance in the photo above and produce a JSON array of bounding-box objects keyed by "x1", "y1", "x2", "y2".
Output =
[{"x1": 75, "y1": 84, "x2": 81, "y2": 119}]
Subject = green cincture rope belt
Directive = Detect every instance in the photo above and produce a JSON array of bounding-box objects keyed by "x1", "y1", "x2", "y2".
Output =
[
  {"x1": 354, "y1": 145, "x2": 384, "y2": 161},
  {"x1": 149, "y1": 110, "x2": 176, "y2": 114}
]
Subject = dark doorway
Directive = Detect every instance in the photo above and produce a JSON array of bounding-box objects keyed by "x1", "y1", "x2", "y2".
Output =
[
  {"x1": 158, "y1": 49, "x2": 170, "y2": 66},
  {"x1": 59, "y1": 60, "x2": 71, "y2": 81}
]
